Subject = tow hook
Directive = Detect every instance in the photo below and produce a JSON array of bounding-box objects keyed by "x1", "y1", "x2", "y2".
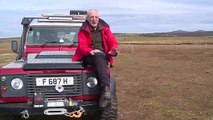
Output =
[
  {"x1": 64, "y1": 107, "x2": 86, "y2": 118},
  {"x1": 20, "y1": 110, "x2": 30, "y2": 119}
]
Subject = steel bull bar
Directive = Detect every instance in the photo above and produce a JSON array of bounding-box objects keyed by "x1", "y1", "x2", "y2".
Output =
[{"x1": 0, "y1": 101, "x2": 98, "y2": 119}]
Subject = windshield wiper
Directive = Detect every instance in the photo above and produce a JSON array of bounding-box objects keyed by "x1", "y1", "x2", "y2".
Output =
[
  {"x1": 41, "y1": 41, "x2": 62, "y2": 47},
  {"x1": 68, "y1": 42, "x2": 78, "y2": 47}
]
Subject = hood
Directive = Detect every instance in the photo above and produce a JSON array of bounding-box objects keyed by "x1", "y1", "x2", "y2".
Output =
[{"x1": 23, "y1": 51, "x2": 84, "y2": 70}]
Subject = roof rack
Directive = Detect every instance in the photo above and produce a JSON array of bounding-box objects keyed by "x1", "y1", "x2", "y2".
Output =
[
  {"x1": 39, "y1": 10, "x2": 87, "y2": 23},
  {"x1": 21, "y1": 10, "x2": 87, "y2": 25},
  {"x1": 39, "y1": 13, "x2": 86, "y2": 23}
]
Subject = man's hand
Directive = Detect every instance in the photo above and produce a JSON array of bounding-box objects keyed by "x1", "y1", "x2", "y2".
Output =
[
  {"x1": 108, "y1": 48, "x2": 119, "y2": 57},
  {"x1": 90, "y1": 49, "x2": 102, "y2": 55}
]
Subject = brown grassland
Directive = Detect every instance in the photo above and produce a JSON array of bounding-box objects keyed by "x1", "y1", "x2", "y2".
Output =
[{"x1": 0, "y1": 36, "x2": 213, "y2": 120}]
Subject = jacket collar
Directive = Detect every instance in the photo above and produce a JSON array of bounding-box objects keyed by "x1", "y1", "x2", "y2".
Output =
[{"x1": 81, "y1": 18, "x2": 109, "y2": 33}]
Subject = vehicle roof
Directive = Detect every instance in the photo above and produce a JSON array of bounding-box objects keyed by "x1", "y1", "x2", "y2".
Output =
[{"x1": 29, "y1": 22, "x2": 83, "y2": 27}]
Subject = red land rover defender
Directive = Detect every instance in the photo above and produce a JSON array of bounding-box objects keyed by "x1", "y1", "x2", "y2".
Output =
[{"x1": 0, "y1": 10, "x2": 117, "y2": 120}]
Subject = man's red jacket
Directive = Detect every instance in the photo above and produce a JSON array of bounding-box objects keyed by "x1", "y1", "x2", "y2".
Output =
[{"x1": 72, "y1": 19, "x2": 118, "y2": 65}]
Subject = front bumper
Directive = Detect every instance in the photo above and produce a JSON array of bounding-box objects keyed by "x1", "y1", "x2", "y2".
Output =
[{"x1": 0, "y1": 101, "x2": 99, "y2": 117}]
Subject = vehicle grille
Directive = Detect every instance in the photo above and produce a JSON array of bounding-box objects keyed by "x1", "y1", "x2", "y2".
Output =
[{"x1": 26, "y1": 74, "x2": 82, "y2": 97}]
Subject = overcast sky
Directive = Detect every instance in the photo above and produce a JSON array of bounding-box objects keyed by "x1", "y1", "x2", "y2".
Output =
[{"x1": 0, "y1": 0, "x2": 213, "y2": 38}]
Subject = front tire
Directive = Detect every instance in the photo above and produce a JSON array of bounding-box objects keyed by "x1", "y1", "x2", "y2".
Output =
[{"x1": 99, "y1": 95, "x2": 118, "y2": 120}]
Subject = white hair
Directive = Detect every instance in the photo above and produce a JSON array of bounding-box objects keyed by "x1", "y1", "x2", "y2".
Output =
[{"x1": 87, "y1": 9, "x2": 100, "y2": 17}]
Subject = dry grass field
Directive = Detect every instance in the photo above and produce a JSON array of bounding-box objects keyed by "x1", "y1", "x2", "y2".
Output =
[
  {"x1": 0, "y1": 38, "x2": 17, "y2": 67},
  {"x1": 0, "y1": 37, "x2": 213, "y2": 120},
  {"x1": 118, "y1": 36, "x2": 213, "y2": 45},
  {"x1": 114, "y1": 44, "x2": 213, "y2": 120}
]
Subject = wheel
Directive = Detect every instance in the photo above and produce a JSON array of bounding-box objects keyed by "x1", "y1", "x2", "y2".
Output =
[{"x1": 98, "y1": 95, "x2": 118, "y2": 120}]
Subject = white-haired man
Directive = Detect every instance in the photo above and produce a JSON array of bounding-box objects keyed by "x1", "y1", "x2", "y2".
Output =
[{"x1": 73, "y1": 9, "x2": 119, "y2": 107}]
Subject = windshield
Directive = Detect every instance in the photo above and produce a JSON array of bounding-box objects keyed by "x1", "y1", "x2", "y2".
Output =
[{"x1": 26, "y1": 26, "x2": 79, "y2": 45}]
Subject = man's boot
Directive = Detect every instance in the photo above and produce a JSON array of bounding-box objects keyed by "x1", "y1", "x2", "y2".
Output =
[{"x1": 99, "y1": 86, "x2": 111, "y2": 108}]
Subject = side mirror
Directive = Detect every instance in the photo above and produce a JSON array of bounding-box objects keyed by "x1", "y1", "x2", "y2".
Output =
[{"x1": 11, "y1": 41, "x2": 18, "y2": 53}]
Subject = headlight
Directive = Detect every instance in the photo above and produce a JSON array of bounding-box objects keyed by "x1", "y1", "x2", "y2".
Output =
[
  {"x1": 86, "y1": 77, "x2": 98, "y2": 88},
  {"x1": 11, "y1": 78, "x2": 24, "y2": 90}
]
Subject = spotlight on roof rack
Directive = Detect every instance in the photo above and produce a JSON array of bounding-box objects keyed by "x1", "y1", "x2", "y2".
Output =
[{"x1": 70, "y1": 10, "x2": 87, "y2": 15}]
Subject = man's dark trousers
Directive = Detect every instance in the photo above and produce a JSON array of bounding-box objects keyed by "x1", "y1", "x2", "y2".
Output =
[{"x1": 83, "y1": 52, "x2": 110, "y2": 87}]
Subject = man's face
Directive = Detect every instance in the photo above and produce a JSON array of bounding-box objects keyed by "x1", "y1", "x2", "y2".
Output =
[{"x1": 87, "y1": 10, "x2": 99, "y2": 29}]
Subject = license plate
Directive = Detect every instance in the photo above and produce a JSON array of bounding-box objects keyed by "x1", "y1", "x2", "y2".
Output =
[
  {"x1": 47, "y1": 101, "x2": 64, "y2": 107},
  {"x1": 36, "y1": 77, "x2": 74, "y2": 86}
]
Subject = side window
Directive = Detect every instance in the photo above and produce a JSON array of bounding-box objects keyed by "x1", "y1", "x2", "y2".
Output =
[{"x1": 27, "y1": 31, "x2": 34, "y2": 44}]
